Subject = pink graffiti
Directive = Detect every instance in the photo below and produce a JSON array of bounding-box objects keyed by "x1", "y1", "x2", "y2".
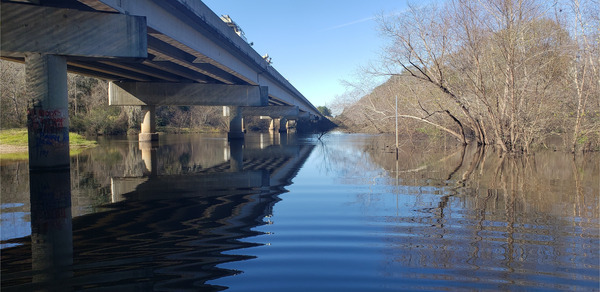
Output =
[{"x1": 27, "y1": 109, "x2": 66, "y2": 131}]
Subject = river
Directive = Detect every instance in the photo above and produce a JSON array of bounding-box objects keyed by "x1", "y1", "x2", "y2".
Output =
[{"x1": 1, "y1": 132, "x2": 598, "y2": 291}]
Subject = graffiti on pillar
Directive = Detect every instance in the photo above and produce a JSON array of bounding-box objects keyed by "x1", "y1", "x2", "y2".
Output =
[
  {"x1": 27, "y1": 108, "x2": 66, "y2": 131},
  {"x1": 27, "y1": 108, "x2": 69, "y2": 157}
]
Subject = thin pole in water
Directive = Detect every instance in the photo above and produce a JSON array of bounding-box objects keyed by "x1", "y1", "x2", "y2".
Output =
[{"x1": 395, "y1": 95, "x2": 399, "y2": 160}]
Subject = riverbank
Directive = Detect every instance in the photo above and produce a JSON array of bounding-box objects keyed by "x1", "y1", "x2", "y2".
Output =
[{"x1": 0, "y1": 128, "x2": 97, "y2": 158}]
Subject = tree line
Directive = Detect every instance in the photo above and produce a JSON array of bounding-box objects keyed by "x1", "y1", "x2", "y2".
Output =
[
  {"x1": 0, "y1": 60, "x2": 335, "y2": 135},
  {"x1": 335, "y1": 0, "x2": 598, "y2": 153},
  {"x1": 0, "y1": 60, "x2": 236, "y2": 135}
]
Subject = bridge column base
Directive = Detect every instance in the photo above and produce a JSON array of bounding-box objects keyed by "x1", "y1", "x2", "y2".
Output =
[
  {"x1": 287, "y1": 119, "x2": 297, "y2": 133},
  {"x1": 139, "y1": 133, "x2": 159, "y2": 142},
  {"x1": 279, "y1": 118, "x2": 288, "y2": 133},
  {"x1": 269, "y1": 118, "x2": 280, "y2": 133},
  {"x1": 226, "y1": 106, "x2": 244, "y2": 140},
  {"x1": 227, "y1": 132, "x2": 245, "y2": 140},
  {"x1": 140, "y1": 105, "x2": 158, "y2": 142}
]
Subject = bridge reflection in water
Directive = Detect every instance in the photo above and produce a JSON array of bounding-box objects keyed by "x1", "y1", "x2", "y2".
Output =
[{"x1": 1, "y1": 133, "x2": 314, "y2": 291}]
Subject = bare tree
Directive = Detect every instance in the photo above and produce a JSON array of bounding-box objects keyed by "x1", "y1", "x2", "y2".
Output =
[
  {"x1": 0, "y1": 60, "x2": 26, "y2": 128},
  {"x1": 363, "y1": 0, "x2": 590, "y2": 153},
  {"x1": 561, "y1": 0, "x2": 600, "y2": 152}
]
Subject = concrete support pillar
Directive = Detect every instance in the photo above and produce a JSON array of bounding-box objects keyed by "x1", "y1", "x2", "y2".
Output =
[
  {"x1": 227, "y1": 106, "x2": 244, "y2": 140},
  {"x1": 269, "y1": 118, "x2": 280, "y2": 133},
  {"x1": 287, "y1": 119, "x2": 297, "y2": 133},
  {"x1": 279, "y1": 117, "x2": 288, "y2": 133},
  {"x1": 25, "y1": 52, "x2": 73, "y2": 287},
  {"x1": 25, "y1": 53, "x2": 70, "y2": 170},
  {"x1": 139, "y1": 105, "x2": 158, "y2": 142}
]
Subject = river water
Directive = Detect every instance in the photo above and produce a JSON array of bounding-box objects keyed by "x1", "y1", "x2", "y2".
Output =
[{"x1": 1, "y1": 132, "x2": 598, "y2": 291}]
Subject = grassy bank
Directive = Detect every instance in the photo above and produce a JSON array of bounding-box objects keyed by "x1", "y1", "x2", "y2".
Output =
[{"x1": 0, "y1": 128, "x2": 97, "y2": 160}]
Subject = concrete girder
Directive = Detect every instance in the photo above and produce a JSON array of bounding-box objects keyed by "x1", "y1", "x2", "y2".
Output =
[
  {"x1": 147, "y1": 35, "x2": 238, "y2": 84},
  {"x1": 0, "y1": 3, "x2": 147, "y2": 59},
  {"x1": 298, "y1": 111, "x2": 310, "y2": 119},
  {"x1": 109, "y1": 82, "x2": 269, "y2": 106},
  {"x1": 240, "y1": 106, "x2": 299, "y2": 119},
  {"x1": 97, "y1": 61, "x2": 182, "y2": 82},
  {"x1": 142, "y1": 60, "x2": 209, "y2": 83}
]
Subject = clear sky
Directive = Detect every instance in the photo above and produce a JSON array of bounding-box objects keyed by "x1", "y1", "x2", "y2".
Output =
[{"x1": 202, "y1": 0, "x2": 413, "y2": 107}]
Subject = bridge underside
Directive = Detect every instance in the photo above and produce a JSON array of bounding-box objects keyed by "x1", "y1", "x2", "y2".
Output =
[
  {"x1": 0, "y1": 0, "x2": 320, "y2": 110},
  {"x1": 2, "y1": 1, "x2": 322, "y2": 145}
]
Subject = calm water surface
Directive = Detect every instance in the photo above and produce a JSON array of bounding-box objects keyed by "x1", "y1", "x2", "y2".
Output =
[{"x1": 1, "y1": 132, "x2": 598, "y2": 291}]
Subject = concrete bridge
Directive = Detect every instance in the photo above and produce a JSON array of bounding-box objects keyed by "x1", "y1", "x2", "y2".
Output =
[{"x1": 1, "y1": 0, "x2": 323, "y2": 170}]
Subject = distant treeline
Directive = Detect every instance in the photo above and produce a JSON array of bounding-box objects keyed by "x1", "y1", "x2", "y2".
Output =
[
  {"x1": 0, "y1": 60, "x2": 233, "y2": 135},
  {"x1": 333, "y1": 0, "x2": 598, "y2": 153},
  {"x1": 0, "y1": 60, "x2": 333, "y2": 136}
]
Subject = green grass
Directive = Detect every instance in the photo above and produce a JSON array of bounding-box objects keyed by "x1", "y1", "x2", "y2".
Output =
[
  {"x1": 68, "y1": 132, "x2": 97, "y2": 147},
  {"x1": 0, "y1": 128, "x2": 29, "y2": 146},
  {"x1": 0, "y1": 128, "x2": 97, "y2": 160},
  {"x1": 0, "y1": 152, "x2": 29, "y2": 160}
]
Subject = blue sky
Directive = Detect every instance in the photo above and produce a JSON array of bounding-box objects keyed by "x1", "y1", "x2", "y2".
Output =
[{"x1": 202, "y1": 0, "x2": 413, "y2": 107}]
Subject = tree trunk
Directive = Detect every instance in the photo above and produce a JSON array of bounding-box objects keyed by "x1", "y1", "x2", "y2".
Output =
[{"x1": 397, "y1": 114, "x2": 465, "y2": 143}]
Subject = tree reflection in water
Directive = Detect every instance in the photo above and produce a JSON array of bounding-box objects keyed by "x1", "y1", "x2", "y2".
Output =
[
  {"x1": 314, "y1": 134, "x2": 598, "y2": 290},
  {"x1": 1, "y1": 133, "x2": 314, "y2": 291},
  {"x1": 1, "y1": 133, "x2": 598, "y2": 291}
]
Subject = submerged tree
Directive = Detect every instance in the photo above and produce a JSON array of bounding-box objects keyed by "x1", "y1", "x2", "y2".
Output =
[{"x1": 349, "y1": 0, "x2": 600, "y2": 153}]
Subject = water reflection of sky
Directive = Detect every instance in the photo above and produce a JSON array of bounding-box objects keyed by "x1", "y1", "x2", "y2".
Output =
[
  {"x1": 1, "y1": 203, "x2": 29, "y2": 248},
  {"x1": 212, "y1": 133, "x2": 600, "y2": 291},
  {"x1": 1, "y1": 133, "x2": 598, "y2": 291}
]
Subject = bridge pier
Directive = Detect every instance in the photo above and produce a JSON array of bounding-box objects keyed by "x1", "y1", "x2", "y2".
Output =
[
  {"x1": 139, "y1": 105, "x2": 159, "y2": 142},
  {"x1": 269, "y1": 118, "x2": 280, "y2": 133},
  {"x1": 287, "y1": 119, "x2": 297, "y2": 133},
  {"x1": 26, "y1": 53, "x2": 71, "y2": 170},
  {"x1": 226, "y1": 106, "x2": 245, "y2": 140},
  {"x1": 269, "y1": 117, "x2": 292, "y2": 133},
  {"x1": 24, "y1": 53, "x2": 74, "y2": 284},
  {"x1": 279, "y1": 118, "x2": 288, "y2": 133}
]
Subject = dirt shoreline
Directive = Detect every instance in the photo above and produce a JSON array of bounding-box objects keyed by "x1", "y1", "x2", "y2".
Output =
[{"x1": 0, "y1": 145, "x2": 28, "y2": 154}]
